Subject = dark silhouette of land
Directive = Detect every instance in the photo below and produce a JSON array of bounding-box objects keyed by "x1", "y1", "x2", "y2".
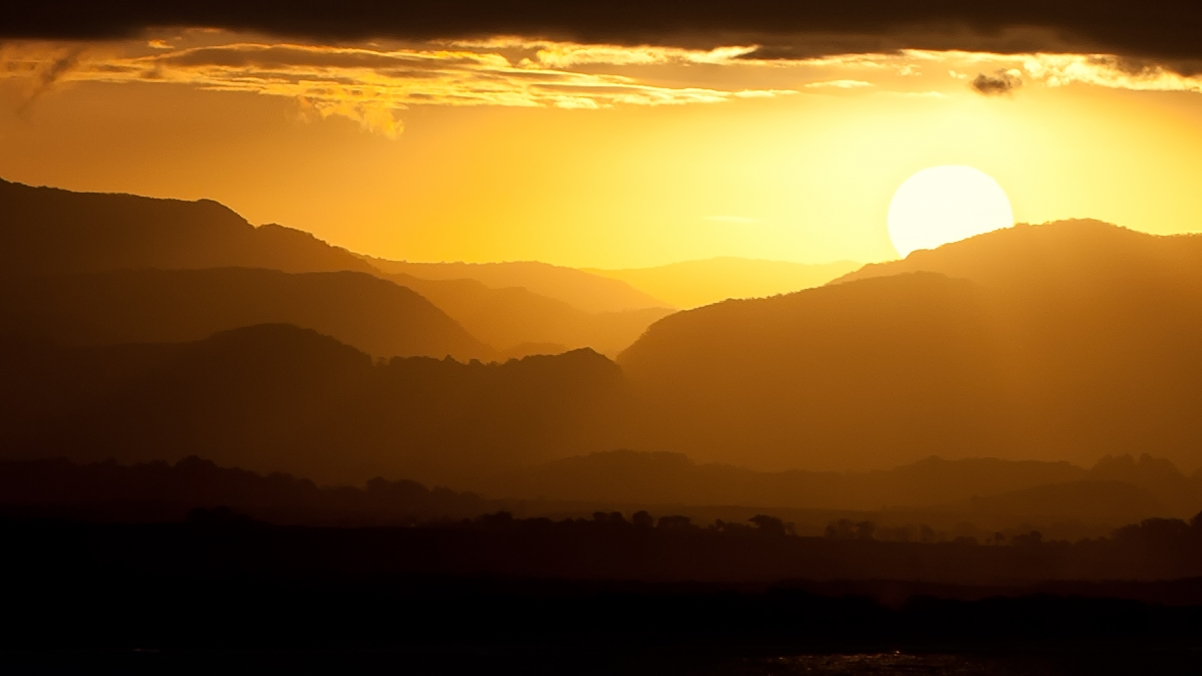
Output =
[
  {"x1": 0, "y1": 178, "x2": 673, "y2": 356},
  {"x1": 382, "y1": 270, "x2": 674, "y2": 356},
  {"x1": 0, "y1": 325, "x2": 630, "y2": 484},
  {"x1": 5, "y1": 455, "x2": 1202, "y2": 589},
  {"x1": 586, "y1": 257, "x2": 861, "y2": 309},
  {"x1": 620, "y1": 222, "x2": 1202, "y2": 471},
  {"x1": 0, "y1": 267, "x2": 492, "y2": 360},
  {"x1": 368, "y1": 258, "x2": 671, "y2": 313},
  {"x1": 7, "y1": 180, "x2": 1202, "y2": 671}
]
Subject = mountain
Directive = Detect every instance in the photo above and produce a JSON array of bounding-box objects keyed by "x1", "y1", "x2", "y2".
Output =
[
  {"x1": 0, "y1": 456, "x2": 495, "y2": 525},
  {"x1": 0, "y1": 178, "x2": 376, "y2": 275},
  {"x1": 467, "y1": 450, "x2": 1201, "y2": 518},
  {"x1": 586, "y1": 258, "x2": 861, "y2": 309},
  {"x1": 384, "y1": 271, "x2": 674, "y2": 356},
  {"x1": 832, "y1": 220, "x2": 1202, "y2": 293},
  {"x1": 0, "y1": 178, "x2": 670, "y2": 356},
  {"x1": 0, "y1": 325, "x2": 632, "y2": 485},
  {"x1": 367, "y1": 259, "x2": 670, "y2": 313},
  {"x1": 0, "y1": 268, "x2": 491, "y2": 361},
  {"x1": 620, "y1": 221, "x2": 1202, "y2": 472}
]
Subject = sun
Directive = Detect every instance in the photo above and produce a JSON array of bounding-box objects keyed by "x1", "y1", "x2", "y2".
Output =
[{"x1": 887, "y1": 166, "x2": 1013, "y2": 258}]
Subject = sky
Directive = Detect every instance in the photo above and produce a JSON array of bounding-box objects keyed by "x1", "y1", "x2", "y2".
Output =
[{"x1": 1, "y1": 2, "x2": 1201, "y2": 269}]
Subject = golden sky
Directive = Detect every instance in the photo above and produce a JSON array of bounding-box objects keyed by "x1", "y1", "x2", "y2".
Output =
[{"x1": 2, "y1": 30, "x2": 1201, "y2": 268}]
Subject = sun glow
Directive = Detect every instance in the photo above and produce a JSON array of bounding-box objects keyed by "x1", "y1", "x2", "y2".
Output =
[{"x1": 887, "y1": 166, "x2": 1014, "y2": 258}]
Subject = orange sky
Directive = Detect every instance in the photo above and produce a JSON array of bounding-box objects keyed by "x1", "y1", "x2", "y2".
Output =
[{"x1": 2, "y1": 32, "x2": 1201, "y2": 268}]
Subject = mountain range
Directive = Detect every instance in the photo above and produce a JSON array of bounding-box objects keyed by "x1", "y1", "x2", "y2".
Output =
[
  {"x1": 619, "y1": 222, "x2": 1202, "y2": 473},
  {"x1": 6, "y1": 177, "x2": 1202, "y2": 529},
  {"x1": 0, "y1": 178, "x2": 675, "y2": 357},
  {"x1": 587, "y1": 257, "x2": 860, "y2": 309}
]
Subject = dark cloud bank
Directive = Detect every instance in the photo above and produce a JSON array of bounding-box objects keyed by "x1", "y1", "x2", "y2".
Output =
[{"x1": 6, "y1": 1, "x2": 1202, "y2": 72}]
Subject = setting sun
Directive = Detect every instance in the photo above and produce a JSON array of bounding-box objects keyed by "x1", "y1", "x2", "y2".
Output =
[{"x1": 887, "y1": 166, "x2": 1014, "y2": 258}]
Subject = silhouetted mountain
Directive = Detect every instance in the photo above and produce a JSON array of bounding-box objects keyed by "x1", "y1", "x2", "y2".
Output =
[
  {"x1": 384, "y1": 271, "x2": 674, "y2": 356},
  {"x1": 0, "y1": 456, "x2": 493, "y2": 525},
  {"x1": 832, "y1": 219, "x2": 1202, "y2": 292},
  {"x1": 621, "y1": 222, "x2": 1202, "y2": 472},
  {"x1": 368, "y1": 258, "x2": 670, "y2": 313},
  {"x1": 0, "y1": 178, "x2": 671, "y2": 356},
  {"x1": 962, "y1": 481, "x2": 1166, "y2": 522},
  {"x1": 0, "y1": 178, "x2": 376, "y2": 275},
  {"x1": 586, "y1": 257, "x2": 861, "y2": 309},
  {"x1": 0, "y1": 325, "x2": 632, "y2": 485},
  {"x1": 468, "y1": 450, "x2": 1201, "y2": 521},
  {"x1": 0, "y1": 268, "x2": 492, "y2": 360}
]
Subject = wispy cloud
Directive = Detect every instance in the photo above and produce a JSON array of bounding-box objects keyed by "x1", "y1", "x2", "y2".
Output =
[
  {"x1": 4, "y1": 35, "x2": 1202, "y2": 138},
  {"x1": 0, "y1": 37, "x2": 795, "y2": 137}
]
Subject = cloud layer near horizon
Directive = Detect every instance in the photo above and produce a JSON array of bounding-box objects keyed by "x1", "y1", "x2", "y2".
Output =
[
  {"x1": 4, "y1": 33, "x2": 1201, "y2": 137},
  {"x1": 6, "y1": 0, "x2": 1202, "y2": 75}
]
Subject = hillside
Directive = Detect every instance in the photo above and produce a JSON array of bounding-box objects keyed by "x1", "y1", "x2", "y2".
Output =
[
  {"x1": 0, "y1": 268, "x2": 492, "y2": 361},
  {"x1": 620, "y1": 221, "x2": 1202, "y2": 472},
  {"x1": 587, "y1": 257, "x2": 860, "y2": 309},
  {"x1": 833, "y1": 220, "x2": 1202, "y2": 293},
  {"x1": 0, "y1": 178, "x2": 375, "y2": 275},
  {"x1": 467, "y1": 448, "x2": 1200, "y2": 521},
  {"x1": 368, "y1": 259, "x2": 670, "y2": 313},
  {"x1": 0, "y1": 325, "x2": 632, "y2": 485},
  {"x1": 0, "y1": 178, "x2": 669, "y2": 356},
  {"x1": 387, "y1": 271, "x2": 673, "y2": 356}
]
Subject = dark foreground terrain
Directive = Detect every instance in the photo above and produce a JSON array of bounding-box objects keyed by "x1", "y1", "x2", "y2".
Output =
[{"x1": 4, "y1": 514, "x2": 1202, "y2": 675}]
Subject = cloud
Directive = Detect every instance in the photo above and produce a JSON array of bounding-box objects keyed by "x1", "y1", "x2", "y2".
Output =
[
  {"x1": 0, "y1": 38, "x2": 795, "y2": 137},
  {"x1": 4, "y1": 1, "x2": 1202, "y2": 74},
  {"x1": 971, "y1": 69, "x2": 1022, "y2": 96}
]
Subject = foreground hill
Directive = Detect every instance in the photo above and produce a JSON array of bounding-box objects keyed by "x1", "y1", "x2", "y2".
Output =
[
  {"x1": 368, "y1": 259, "x2": 670, "y2": 313},
  {"x1": 586, "y1": 258, "x2": 860, "y2": 309},
  {"x1": 0, "y1": 325, "x2": 631, "y2": 485},
  {"x1": 620, "y1": 222, "x2": 1202, "y2": 472},
  {"x1": 0, "y1": 268, "x2": 492, "y2": 360}
]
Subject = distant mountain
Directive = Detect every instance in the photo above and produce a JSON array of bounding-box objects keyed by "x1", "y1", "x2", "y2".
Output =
[
  {"x1": 962, "y1": 481, "x2": 1167, "y2": 522},
  {"x1": 0, "y1": 456, "x2": 495, "y2": 525},
  {"x1": 0, "y1": 325, "x2": 632, "y2": 485},
  {"x1": 368, "y1": 259, "x2": 670, "y2": 313},
  {"x1": 0, "y1": 268, "x2": 492, "y2": 361},
  {"x1": 467, "y1": 450, "x2": 1202, "y2": 519},
  {"x1": 620, "y1": 221, "x2": 1202, "y2": 472},
  {"x1": 385, "y1": 271, "x2": 674, "y2": 356},
  {"x1": 832, "y1": 220, "x2": 1202, "y2": 293},
  {"x1": 0, "y1": 178, "x2": 669, "y2": 356},
  {"x1": 0, "y1": 178, "x2": 375, "y2": 275},
  {"x1": 586, "y1": 257, "x2": 861, "y2": 309}
]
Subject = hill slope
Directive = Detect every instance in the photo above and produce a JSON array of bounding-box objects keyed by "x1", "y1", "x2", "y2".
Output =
[
  {"x1": 369, "y1": 259, "x2": 670, "y2": 313},
  {"x1": 386, "y1": 272, "x2": 673, "y2": 356},
  {"x1": 620, "y1": 222, "x2": 1202, "y2": 472},
  {"x1": 588, "y1": 257, "x2": 860, "y2": 309},
  {"x1": 0, "y1": 178, "x2": 375, "y2": 275},
  {"x1": 0, "y1": 178, "x2": 669, "y2": 356},
  {"x1": 0, "y1": 268, "x2": 492, "y2": 360},
  {"x1": 0, "y1": 325, "x2": 632, "y2": 485}
]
